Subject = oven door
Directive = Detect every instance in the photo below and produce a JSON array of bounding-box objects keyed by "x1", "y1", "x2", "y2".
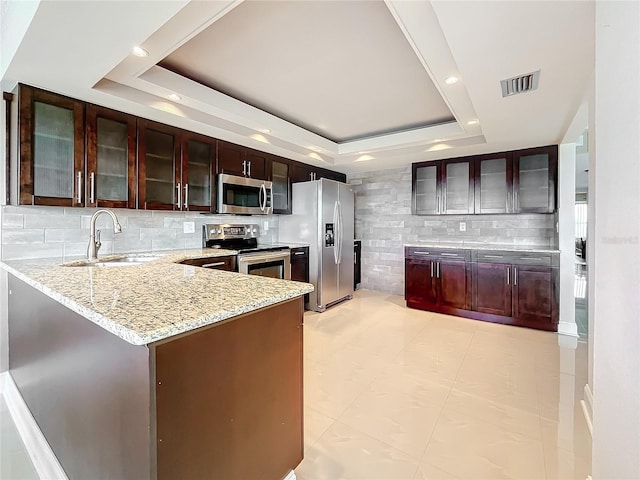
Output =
[
  {"x1": 218, "y1": 174, "x2": 273, "y2": 215},
  {"x1": 237, "y1": 250, "x2": 291, "y2": 280}
]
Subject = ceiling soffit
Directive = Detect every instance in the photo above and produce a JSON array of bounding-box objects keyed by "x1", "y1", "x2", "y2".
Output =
[
  {"x1": 158, "y1": 0, "x2": 455, "y2": 143},
  {"x1": 103, "y1": 0, "x2": 482, "y2": 168}
]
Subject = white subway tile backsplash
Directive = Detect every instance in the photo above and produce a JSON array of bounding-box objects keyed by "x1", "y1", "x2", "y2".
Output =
[
  {"x1": 24, "y1": 214, "x2": 81, "y2": 229},
  {"x1": 1, "y1": 214, "x2": 24, "y2": 228}
]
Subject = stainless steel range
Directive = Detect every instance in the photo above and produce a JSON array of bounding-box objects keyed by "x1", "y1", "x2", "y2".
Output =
[{"x1": 203, "y1": 224, "x2": 291, "y2": 280}]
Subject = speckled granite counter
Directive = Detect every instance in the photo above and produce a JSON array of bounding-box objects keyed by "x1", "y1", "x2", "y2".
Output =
[
  {"x1": 404, "y1": 242, "x2": 560, "y2": 254},
  {"x1": 1, "y1": 249, "x2": 314, "y2": 346}
]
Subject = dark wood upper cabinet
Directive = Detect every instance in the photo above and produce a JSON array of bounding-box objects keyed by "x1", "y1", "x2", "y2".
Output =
[
  {"x1": 512, "y1": 145, "x2": 557, "y2": 213},
  {"x1": 412, "y1": 145, "x2": 557, "y2": 215},
  {"x1": 86, "y1": 105, "x2": 136, "y2": 209},
  {"x1": 18, "y1": 84, "x2": 85, "y2": 206},
  {"x1": 291, "y1": 162, "x2": 313, "y2": 183},
  {"x1": 290, "y1": 162, "x2": 346, "y2": 184},
  {"x1": 216, "y1": 141, "x2": 267, "y2": 180},
  {"x1": 474, "y1": 153, "x2": 513, "y2": 214},
  {"x1": 441, "y1": 158, "x2": 474, "y2": 214},
  {"x1": 181, "y1": 132, "x2": 215, "y2": 212},
  {"x1": 268, "y1": 155, "x2": 292, "y2": 215},
  {"x1": 412, "y1": 162, "x2": 441, "y2": 214},
  {"x1": 137, "y1": 119, "x2": 181, "y2": 210}
]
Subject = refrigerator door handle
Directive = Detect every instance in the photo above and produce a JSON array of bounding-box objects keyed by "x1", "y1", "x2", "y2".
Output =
[
  {"x1": 337, "y1": 200, "x2": 343, "y2": 264},
  {"x1": 333, "y1": 201, "x2": 339, "y2": 265}
]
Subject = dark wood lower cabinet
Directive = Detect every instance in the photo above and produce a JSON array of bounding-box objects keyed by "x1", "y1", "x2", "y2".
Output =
[
  {"x1": 406, "y1": 247, "x2": 558, "y2": 332},
  {"x1": 472, "y1": 262, "x2": 512, "y2": 317},
  {"x1": 290, "y1": 247, "x2": 310, "y2": 306},
  {"x1": 8, "y1": 275, "x2": 304, "y2": 480}
]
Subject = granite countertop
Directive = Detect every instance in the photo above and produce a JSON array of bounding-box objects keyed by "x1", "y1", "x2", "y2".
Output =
[
  {"x1": 1, "y1": 249, "x2": 314, "y2": 346},
  {"x1": 404, "y1": 242, "x2": 560, "y2": 254}
]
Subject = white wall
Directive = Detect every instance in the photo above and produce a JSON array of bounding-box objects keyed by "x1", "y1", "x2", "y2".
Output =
[
  {"x1": 591, "y1": 2, "x2": 640, "y2": 478},
  {"x1": 557, "y1": 143, "x2": 577, "y2": 337}
]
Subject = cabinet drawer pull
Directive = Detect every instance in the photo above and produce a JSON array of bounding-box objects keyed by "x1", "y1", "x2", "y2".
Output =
[
  {"x1": 483, "y1": 255, "x2": 503, "y2": 258},
  {"x1": 506, "y1": 267, "x2": 510, "y2": 285},
  {"x1": 514, "y1": 267, "x2": 517, "y2": 285},
  {"x1": 413, "y1": 251, "x2": 430, "y2": 255},
  {"x1": 294, "y1": 251, "x2": 305, "y2": 255},
  {"x1": 440, "y1": 253, "x2": 459, "y2": 256},
  {"x1": 202, "y1": 261, "x2": 227, "y2": 268},
  {"x1": 520, "y1": 257, "x2": 542, "y2": 261}
]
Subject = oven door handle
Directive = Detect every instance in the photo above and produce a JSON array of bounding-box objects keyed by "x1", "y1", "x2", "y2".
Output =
[{"x1": 239, "y1": 252, "x2": 289, "y2": 263}]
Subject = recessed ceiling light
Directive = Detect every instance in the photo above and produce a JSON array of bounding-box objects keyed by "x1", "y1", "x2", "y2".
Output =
[
  {"x1": 258, "y1": 128, "x2": 271, "y2": 134},
  {"x1": 167, "y1": 93, "x2": 181, "y2": 102},
  {"x1": 309, "y1": 146, "x2": 321, "y2": 152},
  {"x1": 132, "y1": 46, "x2": 149, "y2": 57},
  {"x1": 445, "y1": 76, "x2": 459, "y2": 85},
  {"x1": 432, "y1": 138, "x2": 444, "y2": 143},
  {"x1": 467, "y1": 119, "x2": 479, "y2": 125},
  {"x1": 355, "y1": 155, "x2": 374, "y2": 162}
]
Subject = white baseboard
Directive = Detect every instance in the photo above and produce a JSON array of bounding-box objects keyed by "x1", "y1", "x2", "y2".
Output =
[
  {"x1": 282, "y1": 469, "x2": 297, "y2": 480},
  {"x1": 557, "y1": 321, "x2": 579, "y2": 338},
  {"x1": 2, "y1": 372, "x2": 68, "y2": 479},
  {"x1": 581, "y1": 383, "x2": 594, "y2": 437}
]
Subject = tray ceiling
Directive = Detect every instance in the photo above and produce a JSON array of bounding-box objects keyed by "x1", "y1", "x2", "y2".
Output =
[{"x1": 159, "y1": 1, "x2": 455, "y2": 143}]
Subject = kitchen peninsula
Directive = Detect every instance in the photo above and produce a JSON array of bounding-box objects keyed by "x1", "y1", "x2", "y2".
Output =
[{"x1": 2, "y1": 250, "x2": 313, "y2": 480}]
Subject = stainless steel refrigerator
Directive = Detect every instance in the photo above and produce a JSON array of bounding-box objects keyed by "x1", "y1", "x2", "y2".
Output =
[{"x1": 279, "y1": 178, "x2": 354, "y2": 312}]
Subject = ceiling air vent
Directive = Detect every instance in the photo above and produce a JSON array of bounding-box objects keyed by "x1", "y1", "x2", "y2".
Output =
[{"x1": 500, "y1": 70, "x2": 540, "y2": 97}]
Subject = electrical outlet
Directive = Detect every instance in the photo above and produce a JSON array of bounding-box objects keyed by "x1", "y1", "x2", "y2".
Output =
[
  {"x1": 183, "y1": 221, "x2": 195, "y2": 234},
  {"x1": 263, "y1": 221, "x2": 269, "y2": 231},
  {"x1": 459, "y1": 222, "x2": 466, "y2": 232}
]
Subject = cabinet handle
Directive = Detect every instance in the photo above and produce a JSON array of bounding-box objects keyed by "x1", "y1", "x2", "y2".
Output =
[
  {"x1": 248, "y1": 161, "x2": 251, "y2": 177},
  {"x1": 242, "y1": 160, "x2": 246, "y2": 176},
  {"x1": 506, "y1": 267, "x2": 510, "y2": 285},
  {"x1": 440, "y1": 253, "x2": 459, "y2": 257},
  {"x1": 89, "y1": 172, "x2": 95, "y2": 204},
  {"x1": 184, "y1": 184, "x2": 188, "y2": 209},
  {"x1": 176, "y1": 183, "x2": 181, "y2": 209},
  {"x1": 202, "y1": 261, "x2": 226, "y2": 268},
  {"x1": 436, "y1": 195, "x2": 440, "y2": 214},
  {"x1": 436, "y1": 261, "x2": 440, "y2": 278},
  {"x1": 515, "y1": 191, "x2": 518, "y2": 209},
  {"x1": 294, "y1": 251, "x2": 305, "y2": 255},
  {"x1": 413, "y1": 251, "x2": 430, "y2": 255},
  {"x1": 76, "y1": 171, "x2": 82, "y2": 203},
  {"x1": 483, "y1": 254, "x2": 503, "y2": 259},
  {"x1": 519, "y1": 257, "x2": 541, "y2": 261},
  {"x1": 431, "y1": 262, "x2": 434, "y2": 277},
  {"x1": 514, "y1": 267, "x2": 517, "y2": 285}
]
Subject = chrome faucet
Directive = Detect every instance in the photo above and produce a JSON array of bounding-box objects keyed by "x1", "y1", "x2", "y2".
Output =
[{"x1": 87, "y1": 209, "x2": 122, "y2": 260}]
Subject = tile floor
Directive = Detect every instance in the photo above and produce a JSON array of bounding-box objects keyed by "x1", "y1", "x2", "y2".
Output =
[
  {"x1": 0, "y1": 397, "x2": 38, "y2": 480},
  {"x1": 0, "y1": 289, "x2": 591, "y2": 480},
  {"x1": 297, "y1": 290, "x2": 591, "y2": 480}
]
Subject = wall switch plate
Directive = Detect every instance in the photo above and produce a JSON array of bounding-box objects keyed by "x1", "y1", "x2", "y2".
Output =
[
  {"x1": 183, "y1": 221, "x2": 195, "y2": 234},
  {"x1": 263, "y1": 221, "x2": 269, "y2": 231},
  {"x1": 459, "y1": 222, "x2": 466, "y2": 232}
]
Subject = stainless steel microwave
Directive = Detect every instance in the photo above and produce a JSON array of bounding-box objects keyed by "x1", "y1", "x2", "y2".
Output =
[{"x1": 217, "y1": 174, "x2": 273, "y2": 215}]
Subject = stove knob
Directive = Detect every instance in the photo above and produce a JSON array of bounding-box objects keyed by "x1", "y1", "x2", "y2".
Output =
[{"x1": 217, "y1": 229, "x2": 222, "y2": 234}]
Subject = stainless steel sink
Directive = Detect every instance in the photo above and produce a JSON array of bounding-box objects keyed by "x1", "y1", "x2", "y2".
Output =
[{"x1": 63, "y1": 255, "x2": 162, "y2": 267}]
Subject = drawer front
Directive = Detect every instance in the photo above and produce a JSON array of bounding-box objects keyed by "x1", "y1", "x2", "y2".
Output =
[
  {"x1": 290, "y1": 247, "x2": 309, "y2": 258},
  {"x1": 182, "y1": 255, "x2": 237, "y2": 271},
  {"x1": 475, "y1": 251, "x2": 514, "y2": 264},
  {"x1": 475, "y1": 251, "x2": 556, "y2": 267},
  {"x1": 405, "y1": 247, "x2": 471, "y2": 262},
  {"x1": 510, "y1": 254, "x2": 553, "y2": 267}
]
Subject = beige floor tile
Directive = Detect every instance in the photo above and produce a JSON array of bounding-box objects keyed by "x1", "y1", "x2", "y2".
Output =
[
  {"x1": 304, "y1": 406, "x2": 336, "y2": 454},
  {"x1": 423, "y1": 409, "x2": 546, "y2": 479},
  {"x1": 443, "y1": 388, "x2": 543, "y2": 441},
  {"x1": 454, "y1": 353, "x2": 540, "y2": 415},
  {"x1": 338, "y1": 380, "x2": 445, "y2": 457},
  {"x1": 391, "y1": 341, "x2": 466, "y2": 386},
  {"x1": 296, "y1": 421, "x2": 420, "y2": 480},
  {"x1": 414, "y1": 461, "x2": 461, "y2": 480}
]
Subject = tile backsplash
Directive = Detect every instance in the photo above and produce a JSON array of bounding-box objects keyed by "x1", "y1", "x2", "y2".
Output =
[
  {"x1": 348, "y1": 166, "x2": 558, "y2": 295},
  {"x1": 0, "y1": 206, "x2": 279, "y2": 261}
]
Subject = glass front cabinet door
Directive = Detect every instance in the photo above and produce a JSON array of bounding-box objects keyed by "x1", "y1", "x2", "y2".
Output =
[
  {"x1": 137, "y1": 120, "x2": 181, "y2": 210},
  {"x1": 86, "y1": 105, "x2": 136, "y2": 209},
  {"x1": 412, "y1": 162, "x2": 441, "y2": 215},
  {"x1": 512, "y1": 146, "x2": 557, "y2": 213},
  {"x1": 180, "y1": 132, "x2": 215, "y2": 212},
  {"x1": 19, "y1": 85, "x2": 85, "y2": 206}
]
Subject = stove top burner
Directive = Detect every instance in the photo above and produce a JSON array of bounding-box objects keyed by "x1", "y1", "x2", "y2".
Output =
[{"x1": 203, "y1": 224, "x2": 290, "y2": 253}]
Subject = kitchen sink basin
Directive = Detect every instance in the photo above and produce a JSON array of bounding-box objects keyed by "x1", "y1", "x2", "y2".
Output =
[{"x1": 63, "y1": 255, "x2": 163, "y2": 268}]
